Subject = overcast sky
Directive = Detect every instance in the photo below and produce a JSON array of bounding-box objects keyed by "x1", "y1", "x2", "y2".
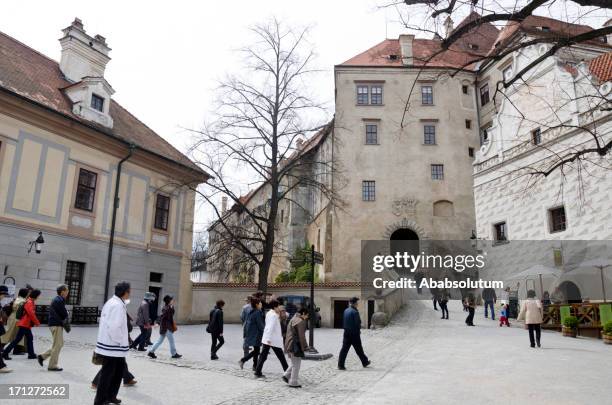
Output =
[{"x1": 2, "y1": 1, "x2": 610, "y2": 234}]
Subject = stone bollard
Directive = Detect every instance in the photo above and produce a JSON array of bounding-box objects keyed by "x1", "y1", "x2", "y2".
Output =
[{"x1": 370, "y1": 311, "x2": 388, "y2": 329}]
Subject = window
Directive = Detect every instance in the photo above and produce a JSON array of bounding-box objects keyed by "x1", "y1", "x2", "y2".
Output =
[
  {"x1": 494, "y1": 222, "x2": 507, "y2": 242},
  {"x1": 462, "y1": 85, "x2": 468, "y2": 94},
  {"x1": 465, "y1": 119, "x2": 472, "y2": 129},
  {"x1": 480, "y1": 125, "x2": 491, "y2": 145},
  {"x1": 468, "y1": 43, "x2": 479, "y2": 50},
  {"x1": 74, "y1": 168, "x2": 97, "y2": 212},
  {"x1": 421, "y1": 86, "x2": 434, "y2": 105},
  {"x1": 468, "y1": 147, "x2": 474, "y2": 157},
  {"x1": 365, "y1": 124, "x2": 378, "y2": 144},
  {"x1": 423, "y1": 125, "x2": 436, "y2": 145},
  {"x1": 370, "y1": 85, "x2": 383, "y2": 105},
  {"x1": 480, "y1": 84, "x2": 490, "y2": 106},
  {"x1": 433, "y1": 200, "x2": 454, "y2": 217},
  {"x1": 431, "y1": 164, "x2": 444, "y2": 180},
  {"x1": 356, "y1": 84, "x2": 383, "y2": 105},
  {"x1": 532, "y1": 128, "x2": 542, "y2": 145},
  {"x1": 362, "y1": 181, "x2": 375, "y2": 201},
  {"x1": 357, "y1": 85, "x2": 369, "y2": 105},
  {"x1": 503, "y1": 66, "x2": 513, "y2": 81},
  {"x1": 65, "y1": 261, "x2": 85, "y2": 305},
  {"x1": 154, "y1": 194, "x2": 170, "y2": 230},
  {"x1": 149, "y1": 272, "x2": 163, "y2": 283},
  {"x1": 549, "y1": 207, "x2": 567, "y2": 233},
  {"x1": 91, "y1": 94, "x2": 104, "y2": 112}
]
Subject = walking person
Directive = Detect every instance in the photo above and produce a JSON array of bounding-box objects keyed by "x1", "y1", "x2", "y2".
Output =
[
  {"x1": 3, "y1": 288, "x2": 42, "y2": 360},
  {"x1": 1, "y1": 288, "x2": 29, "y2": 357},
  {"x1": 130, "y1": 292, "x2": 155, "y2": 351},
  {"x1": 338, "y1": 297, "x2": 370, "y2": 370},
  {"x1": 207, "y1": 300, "x2": 224, "y2": 360},
  {"x1": 283, "y1": 307, "x2": 309, "y2": 388},
  {"x1": 238, "y1": 297, "x2": 265, "y2": 371},
  {"x1": 254, "y1": 299, "x2": 288, "y2": 378},
  {"x1": 518, "y1": 290, "x2": 543, "y2": 348},
  {"x1": 0, "y1": 285, "x2": 13, "y2": 373},
  {"x1": 148, "y1": 295, "x2": 182, "y2": 359},
  {"x1": 240, "y1": 296, "x2": 252, "y2": 358},
  {"x1": 499, "y1": 303, "x2": 511, "y2": 327},
  {"x1": 464, "y1": 293, "x2": 476, "y2": 326},
  {"x1": 37, "y1": 284, "x2": 69, "y2": 371},
  {"x1": 93, "y1": 281, "x2": 131, "y2": 405},
  {"x1": 482, "y1": 287, "x2": 497, "y2": 320},
  {"x1": 438, "y1": 289, "x2": 449, "y2": 320},
  {"x1": 431, "y1": 287, "x2": 439, "y2": 311}
]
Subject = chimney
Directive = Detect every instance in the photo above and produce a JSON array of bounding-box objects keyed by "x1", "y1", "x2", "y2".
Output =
[
  {"x1": 221, "y1": 196, "x2": 228, "y2": 215},
  {"x1": 59, "y1": 18, "x2": 111, "y2": 83},
  {"x1": 399, "y1": 34, "x2": 415, "y2": 65},
  {"x1": 444, "y1": 16, "x2": 454, "y2": 38}
]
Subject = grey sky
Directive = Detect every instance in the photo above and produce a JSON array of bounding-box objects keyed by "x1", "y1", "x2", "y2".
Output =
[{"x1": 2, "y1": 1, "x2": 610, "y2": 234}]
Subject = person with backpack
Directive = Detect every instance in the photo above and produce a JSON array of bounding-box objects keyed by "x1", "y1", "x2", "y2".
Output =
[
  {"x1": 1, "y1": 288, "x2": 29, "y2": 357},
  {"x1": 2, "y1": 289, "x2": 41, "y2": 359},
  {"x1": 283, "y1": 307, "x2": 309, "y2": 388},
  {"x1": 207, "y1": 300, "x2": 224, "y2": 360},
  {"x1": 254, "y1": 299, "x2": 288, "y2": 378},
  {"x1": 0, "y1": 285, "x2": 13, "y2": 373},
  {"x1": 37, "y1": 284, "x2": 69, "y2": 371},
  {"x1": 238, "y1": 297, "x2": 265, "y2": 371},
  {"x1": 148, "y1": 295, "x2": 182, "y2": 359}
]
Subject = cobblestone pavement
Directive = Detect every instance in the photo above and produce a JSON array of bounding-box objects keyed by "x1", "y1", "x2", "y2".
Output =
[{"x1": 2, "y1": 300, "x2": 611, "y2": 404}]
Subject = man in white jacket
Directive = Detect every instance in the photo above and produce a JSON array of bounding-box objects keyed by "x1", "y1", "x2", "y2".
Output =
[
  {"x1": 94, "y1": 281, "x2": 130, "y2": 405},
  {"x1": 254, "y1": 300, "x2": 288, "y2": 378}
]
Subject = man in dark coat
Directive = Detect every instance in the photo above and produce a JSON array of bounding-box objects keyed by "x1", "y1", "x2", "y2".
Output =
[
  {"x1": 482, "y1": 287, "x2": 497, "y2": 320},
  {"x1": 207, "y1": 300, "x2": 224, "y2": 360},
  {"x1": 37, "y1": 284, "x2": 69, "y2": 371},
  {"x1": 337, "y1": 297, "x2": 370, "y2": 370},
  {"x1": 130, "y1": 292, "x2": 155, "y2": 351}
]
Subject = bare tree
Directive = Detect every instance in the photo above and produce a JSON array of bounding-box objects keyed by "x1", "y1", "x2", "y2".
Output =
[
  {"x1": 385, "y1": 0, "x2": 612, "y2": 187},
  {"x1": 187, "y1": 19, "x2": 339, "y2": 293}
]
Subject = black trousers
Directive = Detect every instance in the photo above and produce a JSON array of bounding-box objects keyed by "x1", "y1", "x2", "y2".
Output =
[
  {"x1": 465, "y1": 307, "x2": 475, "y2": 325},
  {"x1": 0, "y1": 343, "x2": 6, "y2": 369},
  {"x1": 92, "y1": 362, "x2": 134, "y2": 385},
  {"x1": 255, "y1": 344, "x2": 288, "y2": 375},
  {"x1": 433, "y1": 296, "x2": 438, "y2": 310},
  {"x1": 132, "y1": 326, "x2": 149, "y2": 350},
  {"x1": 338, "y1": 333, "x2": 369, "y2": 368},
  {"x1": 240, "y1": 345, "x2": 260, "y2": 368},
  {"x1": 439, "y1": 301, "x2": 449, "y2": 319},
  {"x1": 94, "y1": 355, "x2": 126, "y2": 405},
  {"x1": 3, "y1": 327, "x2": 35, "y2": 357},
  {"x1": 528, "y1": 324, "x2": 541, "y2": 347},
  {"x1": 211, "y1": 333, "x2": 224, "y2": 355}
]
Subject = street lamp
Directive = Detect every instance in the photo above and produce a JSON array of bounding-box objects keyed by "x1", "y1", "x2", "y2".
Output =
[{"x1": 27, "y1": 232, "x2": 45, "y2": 254}]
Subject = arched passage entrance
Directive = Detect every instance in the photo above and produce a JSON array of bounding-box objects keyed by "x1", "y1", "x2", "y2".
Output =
[
  {"x1": 390, "y1": 228, "x2": 419, "y2": 240},
  {"x1": 559, "y1": 281, "x2": 582, "y2": 304}
]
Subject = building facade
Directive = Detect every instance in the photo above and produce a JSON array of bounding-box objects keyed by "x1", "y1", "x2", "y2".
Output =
[{"x1": 0, "y1": 19, "x2": 207, "y2": 321}]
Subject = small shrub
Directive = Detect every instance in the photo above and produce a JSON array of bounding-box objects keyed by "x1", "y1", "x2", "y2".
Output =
[
  {"x1": 563, "y1": 316, "x2": 579, "y2": 329},
  {"x1": 603, "y1": 321, "x2": 612, "y2": 335}
]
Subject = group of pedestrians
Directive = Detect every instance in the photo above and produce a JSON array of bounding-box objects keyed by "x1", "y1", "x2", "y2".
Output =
[{"x1": 0, "y1": 284, "x2": 69, "y2": 374}]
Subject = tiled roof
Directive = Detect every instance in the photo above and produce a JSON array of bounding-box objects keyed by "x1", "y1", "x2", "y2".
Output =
[
  {"x1": 339, "y1": 12, "x2": 499, "y2": 70},
  {"x1": 0, "y1": 30, "x2": 207, "y2": 178},
  {"x1": 590, "y1": 51, "x2": 612, "y2": 82}
]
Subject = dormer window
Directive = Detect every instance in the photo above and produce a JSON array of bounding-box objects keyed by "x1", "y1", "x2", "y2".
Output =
[
  {"x1": 468, "y1": 43, "x2": 479, "y2": 50},
  {"x1": 538, "y1": 26, "x2": 551, "y2": 32},
  {"x1": 91, "y1": 94, "x2": 104, "y2": 112},
  {"x1": 388, "y1": 54, "x2": 399, "y2": 61}
]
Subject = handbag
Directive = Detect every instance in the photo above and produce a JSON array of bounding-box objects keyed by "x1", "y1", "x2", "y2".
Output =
[
  {"x1": 91, "y1": 351, "x2": 104, "y2": 366},
  {"x1": 171, "y1": 320, "x2": 178, "y2": 333},
  {"x1": 291, "y1": 324, "x2": 304, "y2": 357}
]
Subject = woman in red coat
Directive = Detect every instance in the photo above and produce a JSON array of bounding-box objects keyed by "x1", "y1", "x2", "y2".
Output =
[{"x1": 2, "y1": 289, "x2": 41, "y2": 360}]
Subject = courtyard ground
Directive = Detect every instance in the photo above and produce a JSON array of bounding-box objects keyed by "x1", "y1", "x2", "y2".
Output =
[{"x1": 1, "y1": 300, "x2": 610, "y2": 404}]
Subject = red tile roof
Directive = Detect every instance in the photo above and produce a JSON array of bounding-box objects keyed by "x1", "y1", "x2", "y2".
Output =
[
  {"x1": 0, "y1": 30, "x2": 207, "y2": 178},
  {"x1": 339, "y1": 12, "x2": 499, "y2": 70},
  {"x1": 590, "y1": 51, "x2": 612, "y2": 82}
]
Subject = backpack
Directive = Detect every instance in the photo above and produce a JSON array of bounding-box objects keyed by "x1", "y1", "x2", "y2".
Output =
[{"x1": 15, "y1": 302, "x2": 26, "y2": 320}]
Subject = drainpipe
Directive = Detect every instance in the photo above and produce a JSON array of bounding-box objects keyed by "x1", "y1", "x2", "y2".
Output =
[{"x1": 104, "y1": 144, "x2": 136, "y2": 301}]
